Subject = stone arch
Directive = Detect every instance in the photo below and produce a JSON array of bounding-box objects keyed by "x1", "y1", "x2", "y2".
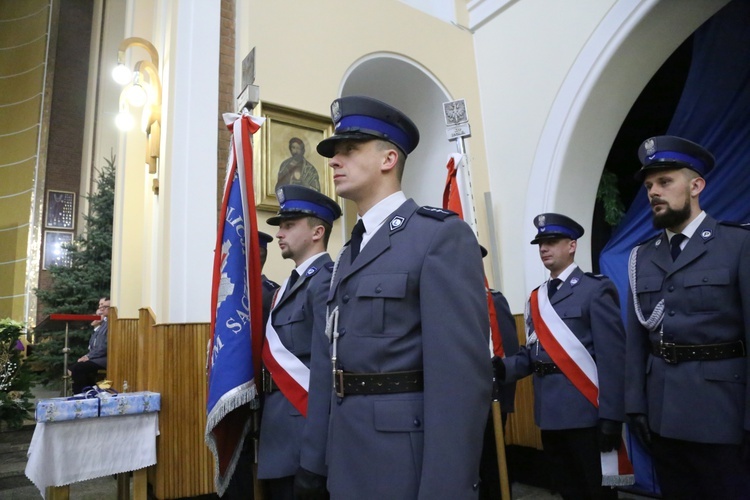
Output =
[
  {"x1": 336, "y1": 53, "x2": 455, "y2": 227},
  {"x1": 523, "y1": 0, "x2": 728, "y2": 291}
]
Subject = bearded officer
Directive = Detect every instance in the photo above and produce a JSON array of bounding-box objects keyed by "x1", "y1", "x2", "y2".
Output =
[
  {"x1": 317, "y1": 96, "x2": 491, "y2": 499},
  {"x1": 625, "y1": 136, "x2": 750, "y2": 498},
  {"x1": 257, "y1": 185, "x2": 341, "y2": 499}
]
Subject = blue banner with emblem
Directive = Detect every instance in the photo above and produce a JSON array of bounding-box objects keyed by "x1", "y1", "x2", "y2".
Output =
[{"x1": 206, "y1": 112, "x2": 264, "y2": 495}]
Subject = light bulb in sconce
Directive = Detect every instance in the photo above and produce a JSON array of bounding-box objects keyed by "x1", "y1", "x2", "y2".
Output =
[
  {"x1": 126, "y1": 83, "x2": 148, "y2": 107},
  {"x1": 112, "y1": 63, "x2": 132, "y2": 85}
]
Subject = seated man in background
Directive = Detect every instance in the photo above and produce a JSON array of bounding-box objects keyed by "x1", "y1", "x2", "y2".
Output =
[{"x1": 68, "y1": 297, "x2": 109, "y2": 394}]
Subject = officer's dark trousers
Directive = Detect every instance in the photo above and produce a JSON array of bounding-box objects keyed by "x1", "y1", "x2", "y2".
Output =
[
  {"x1": 652, "y1": 433, "x2": 750, "y2": 500},
  {"x1": 69, "y1": 360, "x2": 103, "y2": 394},
  {"x1": 541, "y1": 427, "x2": 617, "y2": 500},
  {"x1": 265, "y1": 476, "x2": 294, "y2": 500}
]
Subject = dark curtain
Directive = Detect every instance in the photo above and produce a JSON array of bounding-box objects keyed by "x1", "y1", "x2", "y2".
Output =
[{"x1": 599, "y1": 0, "x2": 750, "y2": 494}]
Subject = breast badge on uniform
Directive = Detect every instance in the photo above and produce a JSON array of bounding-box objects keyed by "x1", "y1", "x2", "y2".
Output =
[
  {"x1": 570, "y1": 277, "x2": 579, "y2": 286},
  {"x1": 701, "y1": 229, "x2": 712, "y2": 239},
  {"x1": 306, "y1": 267, "x2": 317, "y2": 276},
  {"x1": 655, "y1": 238, "x2": 662, "y2": 247}
]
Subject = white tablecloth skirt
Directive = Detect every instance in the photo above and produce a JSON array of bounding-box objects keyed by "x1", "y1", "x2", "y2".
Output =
[{"x1": 25, "y1": 412, "x2": 159, "y2": 498}]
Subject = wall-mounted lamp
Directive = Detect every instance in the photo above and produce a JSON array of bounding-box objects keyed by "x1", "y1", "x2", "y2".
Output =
[{"x1": 113, "y1": 37, "x2": 162, "y2": 183}]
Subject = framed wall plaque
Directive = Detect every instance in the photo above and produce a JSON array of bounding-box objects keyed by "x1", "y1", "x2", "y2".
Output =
[
  {"x1": 43, "y1": 231, "x2": 74, "y2": 270},
  {"x1": 45, "y1": 190, "x2": 76, "y2": 229}
]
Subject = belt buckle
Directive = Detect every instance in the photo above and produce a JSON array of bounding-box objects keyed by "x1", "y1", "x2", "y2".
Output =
[
  {"x1": 335, "y1": 369, "x2": 345, "y2": 398},
  {"x1": 661, "y1": 342, "x2": 678, "y2": 364}
]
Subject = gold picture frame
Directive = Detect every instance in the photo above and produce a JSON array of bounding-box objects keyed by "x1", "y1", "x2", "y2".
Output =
[{"x1": 254, "y1": 102, "x2": 335, "y2": 210}]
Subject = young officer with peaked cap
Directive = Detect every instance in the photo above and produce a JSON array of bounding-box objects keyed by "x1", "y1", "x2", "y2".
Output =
[
  {"x1": 625, "y1": 136, "x2": 750, "y2": 498},
  {"x1": 318, "y1": 96, "x2": 492, "y2": 499},
  {"x1": 498, "y1": 214, "x2": 626, "y2": 499},
  {"x1": 256, "y1": 185, "x2": 341, "y2": 499}
]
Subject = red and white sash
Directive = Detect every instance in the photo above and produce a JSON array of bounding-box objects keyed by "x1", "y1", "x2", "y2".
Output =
[
  {"x1": 260, "y1": 279, "x2": 310, "y2": 416},
  {"x1": 529, "y1": 284, "x2": 634, "y2": 486}
]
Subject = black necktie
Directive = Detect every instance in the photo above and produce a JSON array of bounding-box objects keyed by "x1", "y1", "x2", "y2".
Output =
[
  {"x1": 350, "y1": 219, "x2": 365, "y2": 263},
  {"x1": 286, "y1": 270, "x2": 299, "y2": 295},
  {"x1": 670, "y1": 234, "x2": 687, "y2": 261},
  {"x1": 548, "y1": 278, "x2": 562, "y2": 299}
]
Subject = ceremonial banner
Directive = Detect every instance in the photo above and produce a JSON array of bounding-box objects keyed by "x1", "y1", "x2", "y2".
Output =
[
  {"x1": 443, "y1": 153, "x2": 503, "y2": 356},
  {"x1": 205, "y1": 111, "x2": 265, "y2": 496},
  {"x1": 530, "y1": 286, "x2": 634, "y2": 486}
]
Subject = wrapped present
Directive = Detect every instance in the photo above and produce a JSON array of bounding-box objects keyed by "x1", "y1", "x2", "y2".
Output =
[
  {"x1": 35, "y1": 391, "x2": 161, "y2": 423},
  {"x1": 99, "y1": 391, "x2": 161, "y2": 417},
  {"x1": 35, "y1": 397, "x2": 100, "y2": 423}
]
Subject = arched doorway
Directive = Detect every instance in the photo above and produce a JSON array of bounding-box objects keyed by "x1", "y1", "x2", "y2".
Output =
[
  {"x1": 337, "y1": 54, "x2": 456, "y2": 228},
  {"x1": 523, "y1": 0, "x2": 729, "y2": 292}
]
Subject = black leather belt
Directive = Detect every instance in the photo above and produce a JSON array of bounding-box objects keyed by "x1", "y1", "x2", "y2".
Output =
[
  {"x1": 262, "y1": 369, "x2": 280, "y2": 393},
  {"x1": 334, "y1": 370, "x2": 423, "y2": 397},
  {"x1": 532, "y1": 361, "x2": 562, "y2": 376},
  {"x1": 651, "y1": 340, "x2": 745, "y2": 364}
]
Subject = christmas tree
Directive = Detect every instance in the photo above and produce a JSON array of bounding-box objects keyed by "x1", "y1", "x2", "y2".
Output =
[
  {"x1": 0, "y1": 319, "x2": 34, "y2": 429},
  {"x1": 31, "y1": 155, "x2": 115, "y2": 387}
]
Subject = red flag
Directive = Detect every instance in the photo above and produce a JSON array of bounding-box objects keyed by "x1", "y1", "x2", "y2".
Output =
[{"x1": 442, "y1": 155, "x2": 504, "y2": 357}]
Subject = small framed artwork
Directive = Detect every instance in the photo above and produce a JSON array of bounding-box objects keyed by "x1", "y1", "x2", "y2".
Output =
[
  {"x1": 43, "y1": 231, "x2": 74, "y2": 270},
  {"x1": 254, "y1": 102, "x2": 336, "y2": 210},
  {"x1": 45, "y1": 190, "x2": 76, "y2": 229}
]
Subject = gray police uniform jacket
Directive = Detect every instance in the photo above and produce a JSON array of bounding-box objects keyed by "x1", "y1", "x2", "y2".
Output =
[
  {"x1": 491, "y1": 290, "x2": 519, "y2": 413},
  {"x1": 504, "y1": 267, "x2": 626, "y2": 430},
  {"x1": 87, "y1": 320, "x2": 108, "y2": 368},
  {"x1": 325, "y1": 199, "x2": 492, "y2": 500},
  {"x1": 625, "y1": 215, "x2": 750, "y2": 445},
  {"x1": 257, "y1": 254, "x2": 333, "y2": 479}
]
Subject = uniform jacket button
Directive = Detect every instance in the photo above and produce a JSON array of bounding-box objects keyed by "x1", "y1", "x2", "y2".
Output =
[
  {"x1": 668, "y1": 285, "x2": 674, "y2": 292},
  {"x1": 668, "y1": 310, "x2": 675, "y2": 316},
  {"x1": 342, "y1": 294, "x2": 349, "y2": 303},
  {"x1": 413, "y1": 418, "x2": 421, "y2": 428}
]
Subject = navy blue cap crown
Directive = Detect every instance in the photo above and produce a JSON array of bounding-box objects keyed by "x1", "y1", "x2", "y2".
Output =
[
  {"x1": 530, "y1": 213, "x2": 584, "y2": 244},
  {"x1": 316, "y1": 95, "x2": 420, "y2": 158},
  {"x1": 636, "y1": 135, "x2": 715, "y2": 182},
  {"x1": 258, "y1": 231, "x2": 273, "y2": 248},
  {"x1": 266, "y1": 185, "x2": 342, "y2": 226}
]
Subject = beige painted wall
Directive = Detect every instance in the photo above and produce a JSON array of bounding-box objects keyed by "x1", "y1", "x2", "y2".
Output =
[{"x1": 237, "y1": 0, "x2": 491, "y2": 287}]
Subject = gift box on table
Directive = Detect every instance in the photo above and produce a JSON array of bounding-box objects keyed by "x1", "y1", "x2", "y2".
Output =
[
  {"x1": 35, "y1": 391, "x2": 161, "y2": 423},
  {"x1": 99, "y1": 391, "x2": 161, "y2": 417},
  {"x1": 35, "y1": 397, "x2": 100, "y2": 422}
]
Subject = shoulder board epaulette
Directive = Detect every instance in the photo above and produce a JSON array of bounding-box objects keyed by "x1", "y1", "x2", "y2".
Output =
[
  {"x1": 417, "y1": 206, "x2": 456, "y2": 220},
  {"x1": 263, "y1": 279, "x2": 280, "y2": 291},
  {"x1": 584, "y1": 272, "x2": 606, "y2": 280},
  {"x1": 324, "y1": 261, "x2": 335, "y2": 271},
  {"x1": 719, "y1": 220, "x2": 750, "y2": 230}
]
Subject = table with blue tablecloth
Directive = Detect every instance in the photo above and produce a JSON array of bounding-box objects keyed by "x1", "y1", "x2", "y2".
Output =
[{"x1": 25, "y1": 391, "x2": 160, "y2": 499}]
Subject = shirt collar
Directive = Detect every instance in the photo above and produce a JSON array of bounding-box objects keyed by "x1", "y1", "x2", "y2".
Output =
[
  {"x1": 553, "y1": 262, "x2": 578, "y2": 284},
  {"x1": 666, "y1": 210, "x2": 706, "y2": 241},
  {"x1": 295, "y1": 251, "x2": 326, "y2": 276},
  {"x1": 358, "y1": 191, "x2": 407, "y2": 237}
]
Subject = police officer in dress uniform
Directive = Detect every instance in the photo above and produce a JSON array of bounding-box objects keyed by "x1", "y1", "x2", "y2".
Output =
[
  {"x1": 225, "y1": 232, "x2": 280, "y2": 500},
  {"x1": 317, "y1": 96, "x2": 492, "y2": 499},
  {"x1": 479, "y1": 244, "x2": 520, "y2": 499},
  {"x1": 257, "y1": 185, "x2": 341, "y2": 500},
  {"x1": 625, "y1": 136, "x2": 750, "y2": 499},
  {"x1": 498, "y1": 214, "x2": 626, "y2": 500}
]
